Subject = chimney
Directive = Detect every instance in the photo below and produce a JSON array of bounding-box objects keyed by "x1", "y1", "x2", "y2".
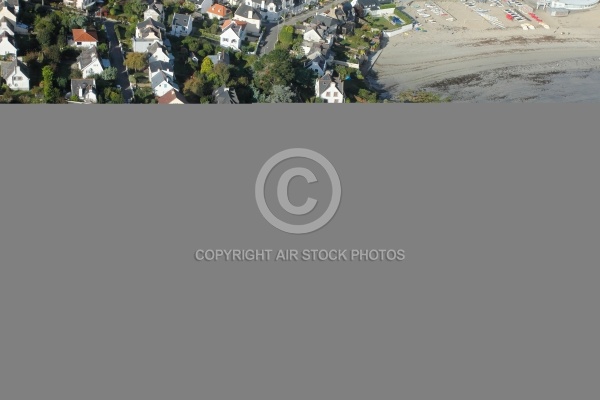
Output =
[
  {"x1": 261, "y1": 0, "x2": 265, "y2": 9},
  {"x1": 248, "y1": 10, "x2": 253, "y2": 18}
]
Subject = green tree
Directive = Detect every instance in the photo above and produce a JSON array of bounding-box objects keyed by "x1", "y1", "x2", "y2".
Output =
[
  {"x1": 57, "y1": 77, "x2": 68, "y2": 91},
  {"x1": 357, "y1": 88, "x2": 377, "y2": 103},
  {"x1": 97, "y1": 43, "x2": 109, "y2": 58},
  {"x1": 200, "y1": 57, "x2": 214, "y2": 76},
  {"x1": 278, "y1": 25, "x2": 295, "y2": 48},
  {"x1": 267, "y1": 84, "x2": 295, "y2": 103},
  {"x1": 124, "y1": 52, "x2": 149, "y2": 72},
  {"x1": 124, "y1": 0, "x2": 146, "y2": 17},
  {"x1": 57, "y1": 27, "x2": 67, "y2": 49},
  {"x1": 34, "y1": 17, "x2": 57, "y2": 48},
  {"x1": 251, "y1": 49, "x2": 294, "y2": 95},
  {"x1": 70, "y1": 69, "x2": 83, "y2": 79},
  {"x1": 44, "y1": 45, "x2": 62, "y2": 64},
  {"x1": 213, "y1": 63, "x2": 231, "y2": 87},
  {"x1": 183, "y1": 73, "x2": 208, "y2": 103},
  {"x1": 42, "y1": 65, "x2": 57, "y2": 103},
  {"x1": 101, "y1": 67, "x2": 118, "y2": 81}
]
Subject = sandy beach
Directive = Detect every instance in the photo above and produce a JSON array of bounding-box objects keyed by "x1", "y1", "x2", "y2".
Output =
[{"x1": 369, "y1": 1, "x2": 600, "y2": 101}]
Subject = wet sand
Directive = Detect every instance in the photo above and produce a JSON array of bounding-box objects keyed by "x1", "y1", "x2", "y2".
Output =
[{"x1": 370, "y1": 1, "x2": 600, "y2": 101}]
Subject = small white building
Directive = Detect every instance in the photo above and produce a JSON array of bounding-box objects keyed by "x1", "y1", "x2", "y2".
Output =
[
  {"x1": 171, "y1": 13, "x2": 193, "y2": 37},
  {"x1": 63, "y1": 0, "x2": 97, "y2": 10},
  {"x1": 220, "y1": 20, "x2": 246, "y2": 50},
  {"x1": 70, "y1": 28, "x2": 99, "y2": 48},
  {"x1": 151, "y1": 71, "x2": 179, "y2": 97},
  {"x1": 144, "y1": 0, "x2": 165, "y2": 23},
  {"x1": 315, "y1": 70, "x2": 345, "y2": 103},
  {"x1": 0, "y1": 58, "x2": 29, "y2": 91},
  {"x1": 0, "y1": 16, "x2": 14, "y2": 36},
  {"x1": 147, "y1": 42, "x2": 174, "y2": 65},
  {"x1": 233, "y1": 3, "x2": 262, "y2": 35},
  {"x1": 0, "y1": 31, "x2": 16, "y2": 56},
  {"x1": 70, "y1": 78, "x2": 97, "y2": 103},
  {"x1": 74, "y1": 46, "x2": 104, "y2": 78}
]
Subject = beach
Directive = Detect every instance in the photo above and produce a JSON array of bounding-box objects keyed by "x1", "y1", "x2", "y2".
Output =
[{"x1": 369, "y1": 1, "x2": 600, "y2": 101}]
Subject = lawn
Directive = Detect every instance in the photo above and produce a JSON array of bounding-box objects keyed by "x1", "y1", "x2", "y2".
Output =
[{"x1": 364, "y1": 16, "x2": 396, "y2": 31}]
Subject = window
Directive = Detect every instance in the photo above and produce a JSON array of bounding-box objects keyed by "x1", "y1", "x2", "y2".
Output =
[
  {"x1": 333, "y1": 92, "x2": 338, "y2": 97},
  {"x1": 325, "y1": 91, "x2": 331, "y2": 97},
  {"x1": 77, "y1": 42, "x2": 82, "y2": 45},
  {"x1": 334, "y1": 99, "x2": 338, "y2": 103}
]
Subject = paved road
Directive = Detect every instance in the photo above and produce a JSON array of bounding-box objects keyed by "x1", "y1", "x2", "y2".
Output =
[{"x1": 103, "y1": 20, "x2": 134, "y2": 103}]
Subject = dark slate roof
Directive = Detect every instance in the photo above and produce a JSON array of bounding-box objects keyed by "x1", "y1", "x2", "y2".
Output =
[
  {"x1": 76, "y1": 46, "x2": 100, "y2": 70},
  {"x1": 70, "y1": 79, "x2": 96, "y2": 98},
  {"x1": 213, "y1": 85, "x2": 239, "y2": 104},
  {"x1": 1, "y1": 59, "x2": 28, "y2": 80},
  {"x1": 313, "y1": 14, "x2": 342, "y2": 28},
  {"x1": 147, "y1": 1, "x2": 164, "y2": 13},
  {"x1": 207, "y1": 50, "x2": 230, "y2": 66},
  {"x1": 0, "y1": 16, "x2": 14, "y2": 30},
  {"x1": 234, "y1": 4, "x2": 262, "y2": 20},
  {"x1": 137, "y1": 18, "x2": 165, "y2": 31},
  {"x1": 151, "y1": 71, "x2": 178, "y2": 90},
  {"x1": 0, "y1": 0, "x2": 18, "y2": 12},
  {"x1": 305, "y1": 53, "x2": 326, "y2": 70},
  {"x1": 172, "y1": 13, "x2": 192, "y2": 27},
  {"x1": 149, "y1": 60, "x2": 173, "y2": 74},
  {"x1": 147, "y1": 41, "x2": 168, "y2": 54},
  {"x1": 317, "y1": 70, "x2": 344, "y2": 96}
]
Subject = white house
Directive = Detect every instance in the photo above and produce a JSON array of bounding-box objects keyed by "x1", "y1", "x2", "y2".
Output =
[
  {"x1": 136, "y1": 18, "x2": 165, "y2": 40},
  {"x1": 195, "y1": 0, "x2": 213, "y2": 14},
  {"x1": 243, "y1": 0, "x2": 296, "y2": 22},
  {"x1": 0, "y1": 3, "x2": 16, "y2": 26},
  {"x1": 0, "y1": 31, "x2": 16, "y2": 56},
  {"x1": 147, "y1": 42, "x2": 174, "y2": 65},
  {"x1": 303, "y1": 24, "x2": 334, "y2": 45},
  {"x1": 70, "y1": 28, "x2": 98, "y2": 48},
  {"x1": 63, "y1": 0, "x2": 97, "y2": 10},
  {"x1": 151, "y1": 71, "x2": 179, "y2": 97},
  {"x1": 132, "y1": 38, "x2": 161, "y2": 53},
  {"x1": 148, "y1": 60, "x2": 174, "y2": 80},
  {"x1": 0, "y1": 58, "x2": 29, "y2": 90},
  {"x1": 1, "y1": 0, "x2": 19, "y2": 15},
  {"x1": 171, "y1": 13, "x2": 193, "y2": 37},
  {"x1": 144, "y1": 0, "x2": 165, "y2": 23},
  {"x1": 207, "y1": 3, "x2": 233, "y2": 20},
  {"x1": 220, "y1": 20, "x2": 246, "y2": 50},
  {"x1": 315, "y1": 70, "x2": 345, "y2": 103},
  {"x1": 0, "y1": 16, "x2": 14, "y2": 36},
  {"x1": 305, "y1": 53, "x2": 327, "y2": 77},
  {"x1": 70, "y1": 78, "x2": 97, "y2": 103},
  {"x1": 233, "y1": 3, "x2": 262, "y2": 34},
  {"x1": 74, "y1": 46, "x2": 104, "y2": 78}
]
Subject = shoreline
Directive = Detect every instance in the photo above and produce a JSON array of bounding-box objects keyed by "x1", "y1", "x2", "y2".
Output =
[{"x1": 367, "y1": 2, "x2": 600, "y2": 101}]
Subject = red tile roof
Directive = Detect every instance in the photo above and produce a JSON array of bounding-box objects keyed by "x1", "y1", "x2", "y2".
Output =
[
  {"x1": 208, "y1": 4, "x2": 231, "y2": 17},
  {"x1": 72, "y1": 29, "x2": 98, "y2": 43},
  {"x1": 157, "y1": 89, "x2": 188, "y2": 104}
]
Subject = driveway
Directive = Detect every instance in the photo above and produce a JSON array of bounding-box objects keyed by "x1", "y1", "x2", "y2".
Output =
[{"x1": 103, "y1": 20, "x2": 134, "y2": 103}]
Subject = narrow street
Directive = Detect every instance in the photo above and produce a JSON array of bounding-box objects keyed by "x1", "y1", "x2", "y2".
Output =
[{"x1": 103, "y1": 20, "x2": 134, "y2": 103}]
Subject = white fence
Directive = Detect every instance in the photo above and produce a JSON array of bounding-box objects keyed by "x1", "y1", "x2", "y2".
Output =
[
  {"x1": 383, "y1": 24, "x2": 414, "y2": 37},
  {"x1": 368, "y1": 8, "x2": 397, "y2": 17}
]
